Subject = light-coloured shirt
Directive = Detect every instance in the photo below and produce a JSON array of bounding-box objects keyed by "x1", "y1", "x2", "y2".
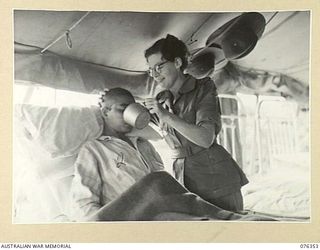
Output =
[{"x1": 70, "y1": 135, "x2": 164, "y2": 220}]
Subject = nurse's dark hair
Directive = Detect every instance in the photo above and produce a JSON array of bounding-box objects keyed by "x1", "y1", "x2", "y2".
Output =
[
  {"x1": 98, "y1": 87, "x2": 135, "y2": 108},
  {"x1": 144, "y1": 34, "x2": 189, "y2": 71}
]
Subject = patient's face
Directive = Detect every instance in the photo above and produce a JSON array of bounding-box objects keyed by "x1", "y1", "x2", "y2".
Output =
[{"x1": 104, "y1": 96, "x2": 134, "y2": 133}]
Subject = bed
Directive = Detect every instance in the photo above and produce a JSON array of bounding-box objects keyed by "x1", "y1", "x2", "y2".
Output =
[{"x1": 13, "y1": 103, "x2": 310, "y2": 223}]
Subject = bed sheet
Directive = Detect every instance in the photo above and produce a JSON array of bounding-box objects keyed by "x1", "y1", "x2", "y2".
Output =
[{"x1": 242, "y1": 161, "x2": 310, "y2": 219}]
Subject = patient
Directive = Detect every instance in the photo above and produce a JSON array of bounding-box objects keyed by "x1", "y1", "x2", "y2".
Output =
[
  {"x1": 70, "y1": 88, "x2": 164, "y2": 221},
  {"x1": 70, "y1": 87, "x2": 274, "y2": 221}
]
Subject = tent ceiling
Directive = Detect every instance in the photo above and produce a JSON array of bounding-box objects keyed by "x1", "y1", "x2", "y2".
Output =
[{"x1": 14, "y1": 10, "x2": 310, "y2": 85}]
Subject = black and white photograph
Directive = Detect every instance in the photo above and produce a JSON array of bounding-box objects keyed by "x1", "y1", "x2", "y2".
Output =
[{"x1": 13, "y1": 10, "x2": 310, "y2": 224}]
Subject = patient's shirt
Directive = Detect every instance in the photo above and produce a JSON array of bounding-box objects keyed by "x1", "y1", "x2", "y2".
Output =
[{"x1": 70, "y1": 135, "x2": 164, "y2": 221}]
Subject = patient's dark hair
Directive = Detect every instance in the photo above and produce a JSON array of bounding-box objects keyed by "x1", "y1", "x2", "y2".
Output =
[
  {"x1": 98, "y1": 87, "x2": 135, "y2": 108},
  {"x1": 144, "y1": 34, "x2": 189, "y2": 71}
]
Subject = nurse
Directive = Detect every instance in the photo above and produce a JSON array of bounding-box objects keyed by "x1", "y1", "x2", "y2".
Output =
[{"x1": 144, "y1": 34, "x2": 248, "y2": 212}]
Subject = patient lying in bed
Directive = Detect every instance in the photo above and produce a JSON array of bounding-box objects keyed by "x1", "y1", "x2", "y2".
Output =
[
  {"x1": 70, "y1": 88, "x2": 274, "y2": 222},
  {"x1": 70, "y1": 88, "x2": 164, "y2": 220}
]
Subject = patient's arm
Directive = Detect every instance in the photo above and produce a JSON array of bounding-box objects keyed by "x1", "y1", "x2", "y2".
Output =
[{"x1": 70, "y1": 143, "x2": 102, "y2": 221}]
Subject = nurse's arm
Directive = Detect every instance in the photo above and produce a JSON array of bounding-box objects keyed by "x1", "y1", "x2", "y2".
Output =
[{"x1": 162, "y1": 113, "x2": 215, "y2": 148}]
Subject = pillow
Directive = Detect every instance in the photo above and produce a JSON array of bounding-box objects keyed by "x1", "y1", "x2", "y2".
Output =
[
  {"x1": 14, "y1": 104, "x2": 104, "y2": 222},
  {"x1": 14, "y1": 104, "x2": 104, "y2": 158}
]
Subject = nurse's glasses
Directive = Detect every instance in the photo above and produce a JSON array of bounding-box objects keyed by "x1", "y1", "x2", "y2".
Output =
[{"x1": 147, "y1": 60, "x2": 169, "y2": 77}]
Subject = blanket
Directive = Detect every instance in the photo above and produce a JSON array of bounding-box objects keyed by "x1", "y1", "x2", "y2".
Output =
[{"x1": 86, "y1": 171, "x2": 277, "y2": 222}]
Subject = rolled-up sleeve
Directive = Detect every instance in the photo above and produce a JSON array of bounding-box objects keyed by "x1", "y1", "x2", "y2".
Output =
[
  {"x1": 70, "y1": 144, "x2": 102, "y2": 221},
  {"x1": 196, "y1": 80, "x2": 221, "y2": 134}
]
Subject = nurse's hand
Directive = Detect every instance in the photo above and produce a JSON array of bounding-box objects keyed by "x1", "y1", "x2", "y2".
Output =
[{"x1": 144, "y1": 98, "x2": 169, "y2": 120}]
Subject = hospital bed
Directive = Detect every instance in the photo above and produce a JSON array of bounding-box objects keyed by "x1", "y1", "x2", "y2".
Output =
[
  {"x1": 214, "y1": 94, "x2": 309, "y2": 219},
  {"x1": 13, "y1": 98, "x2": 310, "y2": 223},
  {"x1": 242, "y1": 97, "x2": 310, "y2": 218}
]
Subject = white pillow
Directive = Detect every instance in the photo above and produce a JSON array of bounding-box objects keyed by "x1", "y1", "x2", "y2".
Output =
[
  {"x1": 14, "y1": 104, "x2": 104, "y2": 158},
  {"x1": 14, "y1": 104, "x2": 104, "y2": 222}
]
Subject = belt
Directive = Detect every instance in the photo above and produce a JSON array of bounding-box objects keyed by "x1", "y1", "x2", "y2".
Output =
[{"x1": 170, "y1": 146, "x2": 205, "y2": 159}]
